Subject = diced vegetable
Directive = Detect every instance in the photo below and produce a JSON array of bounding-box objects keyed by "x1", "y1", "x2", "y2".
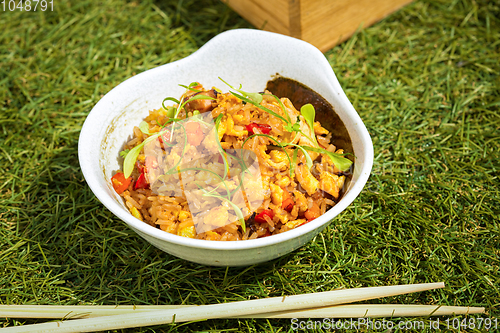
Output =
[
  {"x1": 177, "y1": 225, "x2": 196, "y2": 238},
  {"x1": 136, "y1": 161, "x2": 145, "y2": 174},
  {"x1": 282, "y1": 198, "x2": 294, "y2": 212},
  {"x1": 111, "y1": 172, "x2": 132, "y2": 194},
  {"x1": 145, "y1": 156, "x2": 158, "y2": 170},
  {"x1": 134, "y1": 173, "x2": 149, "y2": 190},
  {"x1": 130, "y1": 206, "x2": 143, "y2": 221},
  {"x1": 281, "y1": 188, "x2": 294, "y2": 212},
  {"x1": 246, "y1": 123, "x2": 271, "y2": 135},
  {"x1": 185, "y1": 122, "x2": 204, "y2": 146},
  {"x1": 178, "y1": 210, "x2": 191, "y2": 221},
  {"x1": 158, "y1": 130, "x2": 171, "y2": 145},
  {"x1": 304, "y1": 202, "x2": 321, "y2": 221},
  {"x1": 254, "y1": 209, "x2": 275, "y2": 223}
]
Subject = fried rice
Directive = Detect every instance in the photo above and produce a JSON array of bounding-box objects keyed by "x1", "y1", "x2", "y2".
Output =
[{"x1": 111, "y1": 82, "x2": 350, "y2": 241}]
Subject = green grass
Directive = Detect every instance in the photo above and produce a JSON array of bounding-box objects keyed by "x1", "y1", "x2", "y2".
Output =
[{"x1": 0, "y1": 0, "x2": 499, "y2": 331}]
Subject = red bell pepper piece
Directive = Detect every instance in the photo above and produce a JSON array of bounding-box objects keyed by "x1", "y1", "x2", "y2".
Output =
[
  {"x1": 158, "y1": 130, "x2": 171, "y2": 145},
  {"x1": 134, "y1": 173, "x2": 149, "y2": 190},
  {"x1": 281, "y1": 188, "x2": 294, "y2": 212},
  {"x1": 282, "y1": 198, "x2": 294, "y2": 212},
  {"x1": 136, "y1": 161, "x2": 145, "y2": 174},
  {"x1": 246, "y1": 123, "x2": 271, "y2": 135},
  {"x1": 111, "y1": 172, "x2": 132, "y2": 194},
  {"x1": 254, "y1": 209, "x2": 275, "y2": 223}
]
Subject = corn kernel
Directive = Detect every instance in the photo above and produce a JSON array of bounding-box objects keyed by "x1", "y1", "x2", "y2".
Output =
[
  {"x1": 178, "y1": 225, "x2": 196, "y2": 238},
  {"x1": 286, "y1": 219, "x2": 306, "y2": 229},
  {"x1": 130, "y1": 206, "x2": 143, "y2": 221}
]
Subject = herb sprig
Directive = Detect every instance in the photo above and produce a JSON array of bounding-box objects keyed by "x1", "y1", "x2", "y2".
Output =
[{"x1": 220, "y1": 79, "x2": 353, "y2": 172}]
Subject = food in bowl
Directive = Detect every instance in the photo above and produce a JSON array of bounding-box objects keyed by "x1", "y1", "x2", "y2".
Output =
[
  {"x1": 111, "y1": 80, "x2": 353, "y2": 241},
  {"x1": 79, "y1": 29, "x2": 373, "y2": 266}
]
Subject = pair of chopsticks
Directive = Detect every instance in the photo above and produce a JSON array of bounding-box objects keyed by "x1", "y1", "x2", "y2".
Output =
[{"x1": 0, "y1": 282, "x2": 484, "y2": 333}]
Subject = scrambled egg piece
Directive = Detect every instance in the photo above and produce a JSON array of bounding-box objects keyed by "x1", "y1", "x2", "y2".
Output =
[
  {"x1": 293, "y1": 190, "x2": 308, "y2": 213},
  {"x1": 203, "y1": 207, "x2": 229, "y2": 229},
  {"x1": 275, "y1": 175, "x2": 291, "y2": 188},
  {"x1": 319, "y1": 172, "x2": 346, "y2": 199},
  {"x1": 270, "y1": 183, "x2": 284, "y2": 207},
  {"x1": 314, "y1": 121, "x2": 329, "y2": 135},
  {"x1": 225, "y1": 114, "x2": 248, "y2": 137},
  {"x1": 258, "y1": 146, "x2": 288, "y2": 170},
  {"x1": 269, "y1": 150, "x2": 288, "y2": 163},
  {"x1": 295, "y1": 164, "x2": 319, "y2": 196}
]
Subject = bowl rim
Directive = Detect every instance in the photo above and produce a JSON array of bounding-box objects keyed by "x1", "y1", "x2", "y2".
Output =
[{"x1": 79, "y1": 28, "x2": 374, "y2": 251}]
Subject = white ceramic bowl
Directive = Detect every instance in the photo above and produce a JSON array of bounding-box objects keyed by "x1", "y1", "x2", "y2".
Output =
[{"x1": 79, "y1": 29, "x2": 373, "y2": 266}]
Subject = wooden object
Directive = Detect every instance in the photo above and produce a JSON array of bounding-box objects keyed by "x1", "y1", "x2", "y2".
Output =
[
  {"x1": 2, "y1": 283, "x2": 445, "y2": 332},
  {"x1": 221, "y1": 0, "x2": 413, "y2": 52},
  {"x1": 0, "y1": 304, "x2": 484, "y2": 319}
]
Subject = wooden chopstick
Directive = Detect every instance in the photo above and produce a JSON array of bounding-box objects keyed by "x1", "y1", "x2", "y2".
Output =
[
  {"x1": 251, "y1": 304, "x2": 485, "y2": 318},
  {"x1": 0, "y1": 304, "x2": 484, "y2": 320},
  {"x1": 1, "y1": 282, "x2": 445, "y2": 332}
]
